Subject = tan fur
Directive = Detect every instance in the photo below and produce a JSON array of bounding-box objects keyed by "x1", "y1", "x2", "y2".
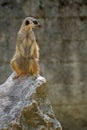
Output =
[{"x1": 10, "y1": 17, "x2": 40, "y2": 78}]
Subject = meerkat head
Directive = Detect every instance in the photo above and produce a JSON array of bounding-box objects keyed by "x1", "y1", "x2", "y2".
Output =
[{"x1": 21, "y1": 17, "x2": 41, "y2": 31}]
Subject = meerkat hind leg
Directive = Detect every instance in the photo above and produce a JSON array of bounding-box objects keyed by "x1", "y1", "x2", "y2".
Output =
[
  {"x1": 11, "y1": 59, "x2": 24, "y2": 79},
  {"x1": 29, "y1": 59, "x2": 39, "y2": 79},
  {"x1": 29, "y1": 59, "x2": 39, "y2": 75}
]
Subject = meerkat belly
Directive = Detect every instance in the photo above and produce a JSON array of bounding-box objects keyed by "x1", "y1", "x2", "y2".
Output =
[
  {"x1": 23, "y1": 38, "x2": 32, "y2": 58},
  {"x1": 19, "y1": 38, "x2": 32, "y2": 72},
  {"x1": 16, "y1": 53, "x2": 29, "y2": 73}
]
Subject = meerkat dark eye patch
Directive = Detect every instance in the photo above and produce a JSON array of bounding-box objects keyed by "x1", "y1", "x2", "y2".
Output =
[
  {"x1": 33, "y1": 20, "x2": 38, "y2": 25},
  {"x1": 25, "y1": 20, "x2": 30, "y2": 25}
]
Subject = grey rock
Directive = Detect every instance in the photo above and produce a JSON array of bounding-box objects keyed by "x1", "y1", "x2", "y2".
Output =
[{"x1": 0, "y1": 73, "x2": 62, "y2": 130}]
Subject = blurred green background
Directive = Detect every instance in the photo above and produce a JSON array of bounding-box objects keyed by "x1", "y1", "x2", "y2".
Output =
[{"x1": 0, "y1": 0, "x2": 87, "y2": 130}]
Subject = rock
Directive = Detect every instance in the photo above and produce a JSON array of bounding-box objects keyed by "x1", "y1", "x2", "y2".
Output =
[{"x1": 0, "y1": 73, "x2": 62, "y2": 130}]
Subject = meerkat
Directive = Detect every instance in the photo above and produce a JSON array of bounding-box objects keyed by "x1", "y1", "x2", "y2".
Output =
[{"x1": 11, "y1": 17, "x2": 41, "y2": 78}]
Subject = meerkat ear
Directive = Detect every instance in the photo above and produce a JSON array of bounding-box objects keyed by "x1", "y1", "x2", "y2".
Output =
[{"x1": 25, "y1": 20, "x2": 30, "y2": 25}]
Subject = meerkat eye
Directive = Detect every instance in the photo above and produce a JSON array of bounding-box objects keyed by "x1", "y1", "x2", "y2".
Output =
[
  {"x1": 25, "y1": 20, "x2": 30, "y2": 25},
  {"x1": 33, "y1": 20, "x2": 38, "y2": 25}
]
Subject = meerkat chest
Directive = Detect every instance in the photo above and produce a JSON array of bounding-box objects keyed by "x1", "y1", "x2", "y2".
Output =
[
  {"x1": 23, "y1": 38, "x2": 32, "y2": 48},
  {"x1": 19, "y1": 30, "x2": 35, "y2": 49}
]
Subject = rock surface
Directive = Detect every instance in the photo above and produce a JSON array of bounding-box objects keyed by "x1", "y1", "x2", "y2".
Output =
[{"x1": 0, "y1": 73, "x2": 62, "y2": 130}]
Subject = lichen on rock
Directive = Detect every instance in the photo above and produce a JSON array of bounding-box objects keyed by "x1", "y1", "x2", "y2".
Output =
[{"x1": 0, "y1": 73, "x2": 62, "y2": 130}]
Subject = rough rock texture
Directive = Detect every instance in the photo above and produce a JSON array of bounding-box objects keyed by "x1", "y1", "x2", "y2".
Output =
[
  {"x1": 0, "y1": 73, "x2": 62, "y2": 130},
  {"x1": 0, "y1": 0, "x2": 87, "y2": 130}
]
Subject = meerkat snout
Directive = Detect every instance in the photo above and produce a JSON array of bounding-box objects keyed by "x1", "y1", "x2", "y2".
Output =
[{"x1": 33, "y1": 20, "x2": 41, "y2": 27}]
